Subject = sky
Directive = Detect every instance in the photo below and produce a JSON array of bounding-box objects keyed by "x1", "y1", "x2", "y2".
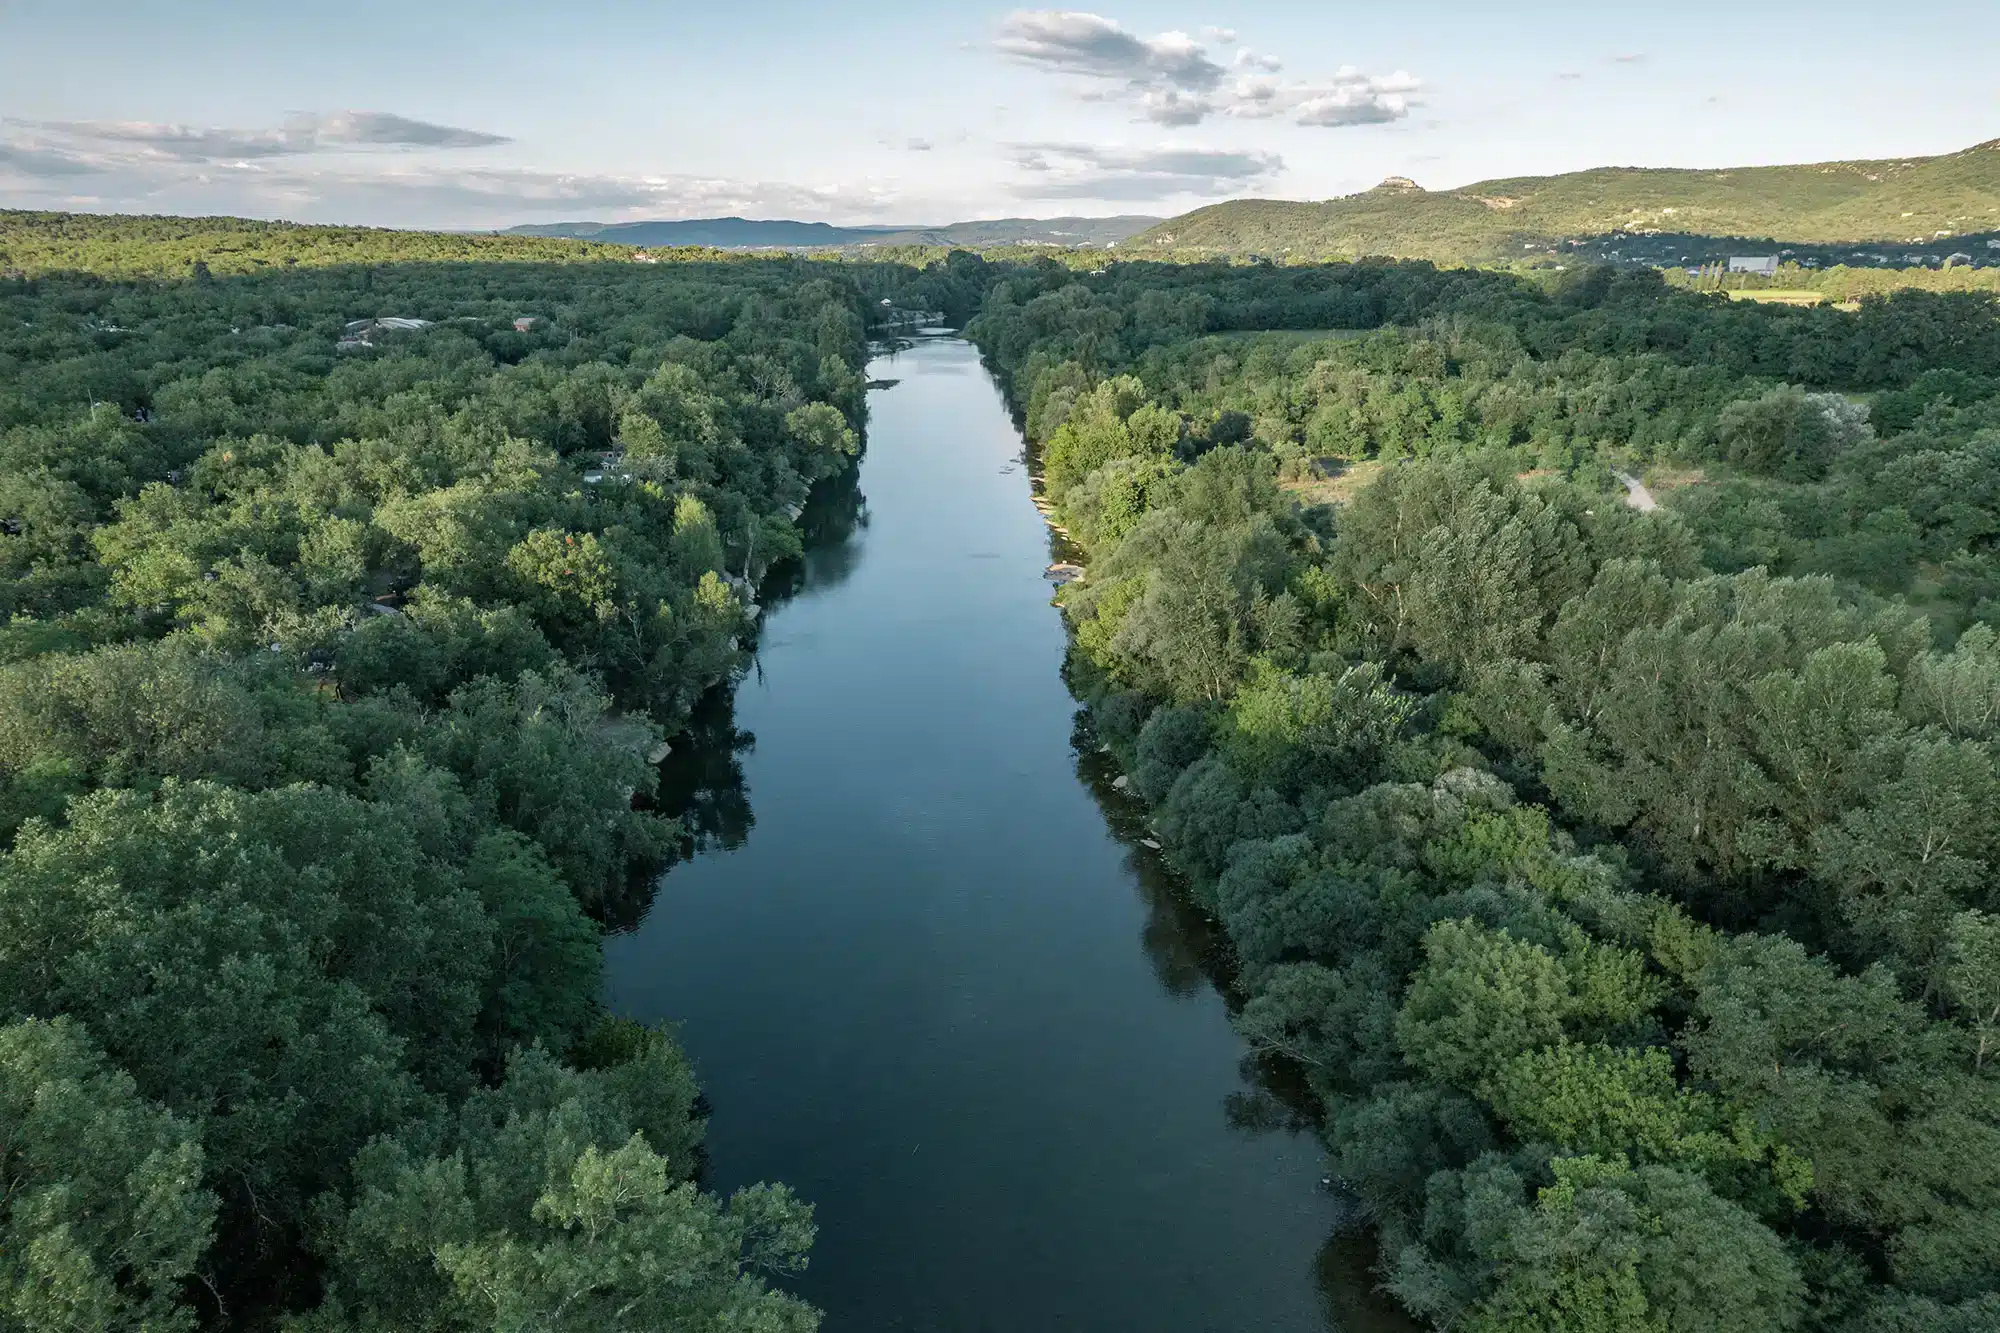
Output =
[{"x1": 1, "y1": 0, "x2": 1995, "y2": 230}]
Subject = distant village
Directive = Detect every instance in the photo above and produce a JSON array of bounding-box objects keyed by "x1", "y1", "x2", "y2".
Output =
[{"x1": 1563, "y1": 229, "x2": 2000, "y2": 272}]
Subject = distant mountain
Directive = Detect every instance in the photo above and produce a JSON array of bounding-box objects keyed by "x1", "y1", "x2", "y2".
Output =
[
  {"x1": 1136, "y1": 139, "x2": 2000, "y2": 263},
  {"x1": 908, "y1": 216, "x2": 1164, "y2": 248},
  {"x1": 503, "y1": 218, "x2": 899, "y2": 247},
  {"x1": 501, "y1": 215, "x2": 1161, "y2": 250}
]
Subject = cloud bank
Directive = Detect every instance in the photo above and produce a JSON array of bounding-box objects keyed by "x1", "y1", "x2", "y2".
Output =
[
  {"x1": 0, "y1": 112, "x2": 897, "y2": 228},
  {"x1": 1007, "y1": 142, "x2": 1282, "y2": 200},
  {"x1": 26, "y1": 112, "x2": 512, "y2": 164},
  {"x1": 995, "y1": 10, "x2": 1419, "y2": 128}
]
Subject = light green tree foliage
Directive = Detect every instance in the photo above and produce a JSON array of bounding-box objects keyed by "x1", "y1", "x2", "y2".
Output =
[
  {"x1": 622, "y1": 362, "x2": 722, "y2": 480},
  {"x1": 1218, "y1": 658, "x2": 1414, "y2": 800},
  {"x1": 1065, "y1": 448, "x2": 1305, "y2": 703},
  {"x1": 1041, "y1": 375, "x2": 1179, "y2": 499},
  {"x1": 305, "y1": 1041, "x2": 816, "y2": 1333},
  {"x1": 1481, "y1": 1042, "x2": 1806, "y2": 1207},
  {"x1": 1061, "y1": 452, "x2": 1182, "y2": 550},
  {"x1": 669, "y1": 493, "x2": 727, "y2": 581},
  {"x1": 783, "y1": 402, "x2": 858, "y2": 483},
  {"x1": 1398, "y1": 920, "x2": 1660, "y2": 1091},
  {"x1": 0, "y1": 1017, "x2": 216, "y2": 1333},
  {"x1": 507, "y1": 528, "x2": 621, "y2": 625}
]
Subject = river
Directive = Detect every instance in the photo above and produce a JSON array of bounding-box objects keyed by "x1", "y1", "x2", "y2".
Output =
[{"x1": 604, "y1": 335, "x2": 1410, "y2": 1332}]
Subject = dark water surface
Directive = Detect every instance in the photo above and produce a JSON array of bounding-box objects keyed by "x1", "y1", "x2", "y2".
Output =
[{"x1": 604, "y1": 336, "x2": 1407, "y2": 1332}]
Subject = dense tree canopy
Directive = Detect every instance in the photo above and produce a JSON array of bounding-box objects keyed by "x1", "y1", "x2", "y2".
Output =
[
  {"x1": 8, "y1": 214, "x2": 2000, "y2": 1331},
  {"x1": 0, "y1": 250, "x2": 870, "y2": 1328},
  {"x1": 973, "y1": 256, "x2": 2000, "y2": 1331}
]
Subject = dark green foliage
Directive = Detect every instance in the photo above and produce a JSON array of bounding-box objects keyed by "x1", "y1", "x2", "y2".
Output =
[{"x1": 0, "y1": 245, "x2": 863, "y2": 1328}]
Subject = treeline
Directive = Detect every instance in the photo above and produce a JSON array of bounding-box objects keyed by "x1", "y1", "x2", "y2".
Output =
[
  {"x1": 972, "y1": 258, "x2": 2000, "y2": 633},
  {"x1": 971, "y1": 257, "x2": 2000, "y2": 1330},
  {"x1": 0, "y1": 256, "x2": 869, "y2": 1329},
  {"x1": 0, "y1": 209, "x2": 753, "y2": 278}
]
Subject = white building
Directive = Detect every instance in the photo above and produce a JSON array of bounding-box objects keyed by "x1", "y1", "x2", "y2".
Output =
[{"x1": 1727, "y1": 256, "x2": 1780, "y2": 277}]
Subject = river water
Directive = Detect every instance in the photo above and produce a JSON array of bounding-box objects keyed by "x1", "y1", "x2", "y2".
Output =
[{"x1": 604, "y1": 335, "x2": 1408, "y2": 1332}]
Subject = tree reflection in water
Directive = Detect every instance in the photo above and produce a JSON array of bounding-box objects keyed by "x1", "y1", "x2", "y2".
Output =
[
  {"x1": 1070, "y1": 709, "x2": 1418, "y2": 1333},
  {"x1": 600, "y1": 464, "x2": 869, "y2": 933}
]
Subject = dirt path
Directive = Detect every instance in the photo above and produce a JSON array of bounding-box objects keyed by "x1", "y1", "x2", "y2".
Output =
[{"x1": 1615, "y1": 471, "x2": 1659, "y2": 512}]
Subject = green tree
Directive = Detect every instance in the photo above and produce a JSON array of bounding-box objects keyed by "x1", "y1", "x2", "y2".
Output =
[
  {"x1": 0, "y1": 1017, "x2": 216, "y2": 1333},
  {"x1": 306, "y1": 1044, "x2": 815, "y2": 1333}
]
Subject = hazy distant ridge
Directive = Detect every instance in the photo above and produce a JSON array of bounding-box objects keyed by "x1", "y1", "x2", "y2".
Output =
[
  {"x1": 503, "y1": 215, "x2": 1161, "y2": 249},
  {"x1": 1138, "y1": 138, "x2": 2000, "y2": 262}
]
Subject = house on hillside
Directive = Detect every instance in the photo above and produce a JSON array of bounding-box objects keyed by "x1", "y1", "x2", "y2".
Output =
[
  {"x1": 1728, "y1": 256, "x2": 1780, "y2": 277},
  {"x1": 513, "y1": 316, "x2": 543, "y2": 332}
]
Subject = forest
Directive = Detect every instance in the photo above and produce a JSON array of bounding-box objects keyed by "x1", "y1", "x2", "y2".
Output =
[
  {"x1": 5, "y1": 218, "x2": 2000, "y2": 1333},
  {"x1": 967, "y1": 256, "x2": 2000, "y2": 1332},
  {"x1": 0, "y1": 254, "x2": 871, "y2": 1330}
]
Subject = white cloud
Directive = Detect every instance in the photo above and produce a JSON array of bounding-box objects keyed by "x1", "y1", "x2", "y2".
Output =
[
  {"x1": 1007, "y1": 141, "x2": 1282, "y2": 200},
  {"x1": 0, "y1": 140, "x2": 104, "y2": 178},
  {"x1": 1220, "y1": 65, "x2": 1420, "y2": 126},
  {"x1": 1139, "y1": 89, "x2": 1211, "y2": 127},
  {"x1": 28, "y1": 112, "x2": 511, "y2": 163},
  {"x1": 315, "y1": 112, "x2": 511, "y2": 150},
  {"x1": 996, "y1": 11, "x2": 1225, "y2": 91},
  {"x1": 994, "y1": 10, "x2": 1419, "y2": 128}
]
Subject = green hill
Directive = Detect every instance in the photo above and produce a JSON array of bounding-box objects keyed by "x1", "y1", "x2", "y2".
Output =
[{"x1": 1136, "y1": 139, "x2": 2000, "y2": 262}]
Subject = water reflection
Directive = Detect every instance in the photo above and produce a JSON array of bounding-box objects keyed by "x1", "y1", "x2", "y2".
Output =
[
  {"x1": 760, "y1": 461, "x2": 869, "y2": 603},
  {"x1": 604, "y1": 336, "x2": 1416, "y2": 1331},
  {"x1": 1068, "y1": 710, "x2": 1416, "y2": 1333},
  {"x1": 1318, "y1": 1232, "x2": 1420, "y2": 1333},
  {"x1": 603, "y1": 464, "x2": 872, "y2": 933}
]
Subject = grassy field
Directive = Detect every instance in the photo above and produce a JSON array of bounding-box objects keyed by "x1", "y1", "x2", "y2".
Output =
[
  {"x1": 1726, "y1": 289, "x2": 1829, "y2": 305},
  {"x1": 1283, "y1": 458, "x2": 1384, "y2": 506}
]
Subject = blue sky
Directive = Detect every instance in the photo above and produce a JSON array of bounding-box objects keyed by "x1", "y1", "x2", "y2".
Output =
[{"x1": 1, "y1": 0, "x2": 1993, "y2": 227}]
